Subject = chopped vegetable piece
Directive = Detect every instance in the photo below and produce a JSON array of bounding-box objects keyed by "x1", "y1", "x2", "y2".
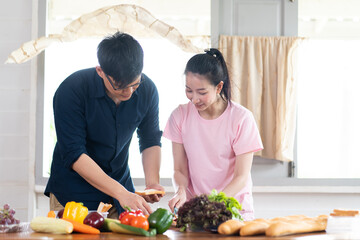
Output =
[{"x1": 47, "y1": 210, "x2": 56, "y2": 218}]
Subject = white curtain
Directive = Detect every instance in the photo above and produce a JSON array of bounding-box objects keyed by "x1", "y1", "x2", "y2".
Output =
[{"x1": 219, "y1": 36, "x2": 304, "y2": 162}]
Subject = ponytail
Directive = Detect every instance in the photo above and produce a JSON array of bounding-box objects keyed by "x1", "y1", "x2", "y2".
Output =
[{"x1": 204, "y1": 49, "x2": 231, "y2": 102}]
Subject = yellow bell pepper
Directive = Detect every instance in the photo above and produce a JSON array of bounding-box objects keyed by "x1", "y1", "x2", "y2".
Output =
[{"x1": 62, "y1": 201, "x2": 88, "y2": 223}]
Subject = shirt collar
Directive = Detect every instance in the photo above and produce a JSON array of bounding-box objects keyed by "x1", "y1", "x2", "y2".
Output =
[{"x1": 91, "y1": 70, "x2": 106, "y2": 98}]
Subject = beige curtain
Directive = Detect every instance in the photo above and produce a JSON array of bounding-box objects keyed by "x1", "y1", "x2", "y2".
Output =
[{"x1": 219, "y1": 36, "x2": 303, "y2": 162}]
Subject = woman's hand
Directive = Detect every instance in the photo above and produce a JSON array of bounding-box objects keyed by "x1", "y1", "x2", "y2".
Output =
[
  {"x1": 168, "y1": 187, "x2": 187, "y2": 213},
  {"x1": 118, "y1": 191, "x2": 153, "y2": 215}
]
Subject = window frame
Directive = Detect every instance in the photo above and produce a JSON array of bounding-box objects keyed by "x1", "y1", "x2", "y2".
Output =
[{"x1": 35, "y1": 0, "x2": 47, "y2": 187}]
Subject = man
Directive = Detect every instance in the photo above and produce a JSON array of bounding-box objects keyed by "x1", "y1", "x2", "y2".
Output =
[{"x1": 44, "y1": 32, "x2": 164, "y2": 217}]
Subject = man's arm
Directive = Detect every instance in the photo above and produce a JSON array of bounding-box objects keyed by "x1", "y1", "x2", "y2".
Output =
[
  {"x1": 135, "y1": 77, "x2": 164, "y2": 202},
  {"x1": 72, "y1": 153, "x2": 153, "y2": 214},
  {"x1": 141, "y1": 145, "x2": 164, "y2": 203}
]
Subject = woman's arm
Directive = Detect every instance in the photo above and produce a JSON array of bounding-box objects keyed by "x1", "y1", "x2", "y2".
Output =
[
  {"x1": 222, "y1": 152, "x2": 254, "y2": 197},
  {"x1": 72, "y1": 153, "x2": 153, "y2": 215},
  {"x1": 168, "y1": 142, "x2": 189, "y2": 212}
]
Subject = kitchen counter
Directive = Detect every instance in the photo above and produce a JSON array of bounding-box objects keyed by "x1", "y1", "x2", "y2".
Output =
[{"x1": 0, "y1": 229, "x2": 357, "y2": 240}]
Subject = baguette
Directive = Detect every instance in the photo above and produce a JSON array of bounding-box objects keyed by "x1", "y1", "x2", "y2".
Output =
[
  {"x1": 331, "y1": 209, "x2": 359, "y2": 217},
  {"x1": 239, "y1": 215, "x2": 305, "y2": 236},
  {"x1": 240, "y1": 219, "x2": 271, "y2": 236},
  {"x1": 218, "y1": 219, "x2": 245, "y2": 235},
  {"x1": 265, "y1": 217, "x2": 328, "y2": 237},
  {"x1": 239, "y1": 215, "x2": 327, "y2": 237},
  {"x1": 135, "y1": 189, "x2": 165, "y2": 196},
  {"x1": 271, "y1": 215, "x2": 307, "y2": 222}
]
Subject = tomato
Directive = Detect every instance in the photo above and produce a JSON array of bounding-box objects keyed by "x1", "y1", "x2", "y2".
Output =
[
  {"x1": 130, "y1": 215, "x2": 149, "y2": 231},
  {"x1": 120, "y1": 212, "x2": 135, "y2": 225}
]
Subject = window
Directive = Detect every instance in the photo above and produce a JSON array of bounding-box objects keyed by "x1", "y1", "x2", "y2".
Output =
[
  {"x1": 38, "y1": 0, "x2": 210, "y2": 183},
  {"x1": 37, "y1": 0, "x2": 360, "y2": 187},
  {"x1": 297, "y1": 0, "x2": 360, "y2": 178}
]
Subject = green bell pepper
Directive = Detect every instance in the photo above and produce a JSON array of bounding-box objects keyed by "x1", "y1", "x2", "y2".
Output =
[{"x1": 147, "y1": 208, "x2": 173, "y2": 234}]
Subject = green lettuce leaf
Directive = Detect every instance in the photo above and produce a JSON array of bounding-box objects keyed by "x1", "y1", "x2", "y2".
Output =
[{"x1": 208, "y1": 189, "x2": 243, "y2": 220}]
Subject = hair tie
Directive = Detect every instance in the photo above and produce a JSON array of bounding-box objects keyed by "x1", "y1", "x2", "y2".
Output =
[{"x1": 205, "y1": 49, "x2": 217, "y2": 58}]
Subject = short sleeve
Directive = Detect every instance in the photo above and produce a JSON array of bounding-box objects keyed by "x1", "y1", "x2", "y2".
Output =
[
  {"x1": 163, "y1": 106, "x2": 183, "y2": 144},
  {"x1": 53, "y1": 77, "x2": 88, "y2": 169},
  {"x1": 232, "y1": 111, "x2": 263, "y2": 156}
]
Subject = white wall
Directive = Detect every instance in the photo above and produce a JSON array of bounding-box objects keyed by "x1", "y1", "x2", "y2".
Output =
[{"x1": 0, "y1": 0, "x2": 35, "y2": 221}]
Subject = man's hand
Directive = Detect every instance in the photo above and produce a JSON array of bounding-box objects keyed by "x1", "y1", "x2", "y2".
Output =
[
  {"x1": 142, "y1": 184, "x2": 165, "y2": 203},
  {"x1": 118, "y1": 191, "x2": 153, "y2": 215}
]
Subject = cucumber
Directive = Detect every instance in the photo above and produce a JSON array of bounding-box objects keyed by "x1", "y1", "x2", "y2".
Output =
[
  {"x1": 108, "y1": 221, "x2": 157, "y2": 237},
  {"x1": 102, "y1": 218, "x2": 121, "y2": 232}
]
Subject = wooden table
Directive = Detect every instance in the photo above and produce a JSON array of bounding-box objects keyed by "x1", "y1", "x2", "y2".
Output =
[{"x1": 0, "y1": 229, "x2": 358, "y2": 240}]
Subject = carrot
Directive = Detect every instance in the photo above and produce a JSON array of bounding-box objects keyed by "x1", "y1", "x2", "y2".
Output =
[
  {"x1": 63, "y1": 218, "x2": 100, "y2": 234},
  {"x1": 47, "y1": 211, "x2": 56, "y2": 218}
]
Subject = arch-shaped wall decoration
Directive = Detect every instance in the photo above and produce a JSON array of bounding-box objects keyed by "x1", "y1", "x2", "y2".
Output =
[{"x1": 6, "y1": 4, "x2": 203, "y2": 64}]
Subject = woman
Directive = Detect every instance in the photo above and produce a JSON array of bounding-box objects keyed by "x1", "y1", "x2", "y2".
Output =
[{"x1": 163, "y1": 48, "x2": 263, "y2": 220}]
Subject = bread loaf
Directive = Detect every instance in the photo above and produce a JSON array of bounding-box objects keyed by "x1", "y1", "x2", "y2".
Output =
[
  {"x1": 218, "y1": 219, "x2": 245, "y2": 235},
  {"x1": 238, "y1": 214, "x2": 328, "y2": 237},
  {"x1": 265, "y1": 216, "x2": 328, "y2": 237},
  {"x1": 240, "y1": 219, "x2": 271, "y2": 236},
  {"x1": 135, "y1": 189, "x2": 165, "y2": 196},
  {"x1": 271, "y1": 215, "x2": 307, "y2": 222},
  {"x1": 331, "y1": 209, "x2": 359, "y2": 217}
]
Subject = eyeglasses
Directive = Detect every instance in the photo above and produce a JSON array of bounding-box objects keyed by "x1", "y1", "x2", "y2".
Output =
[{"x1": 105, "y1": 73, "x2": 143, "y2": 91}]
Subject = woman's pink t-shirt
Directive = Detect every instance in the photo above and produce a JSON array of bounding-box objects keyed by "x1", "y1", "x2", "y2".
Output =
[{"x1": 163, "y1": 101, "x2": 263, "y2": 220}]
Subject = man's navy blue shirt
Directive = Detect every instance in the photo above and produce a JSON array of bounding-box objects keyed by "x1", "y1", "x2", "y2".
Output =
[{"x1": 45, "y1": 68, "x2": 162, "y2": 213}]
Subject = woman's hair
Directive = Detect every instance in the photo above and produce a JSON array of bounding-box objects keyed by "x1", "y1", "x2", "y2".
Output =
[
  {"x1": 97, "y1": 32, "x2": 144, "y2": 88},
  {"x1": 184, "y1": 48, "x2": 231, "y2": 102}
]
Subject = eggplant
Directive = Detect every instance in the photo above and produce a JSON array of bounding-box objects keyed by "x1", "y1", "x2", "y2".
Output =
[
  {"x1": 57, "y1": 209, "x2": 64, "y2": 219},
  {"x1": 83, "y1": 212, "x2": 105, "y2": 229}
]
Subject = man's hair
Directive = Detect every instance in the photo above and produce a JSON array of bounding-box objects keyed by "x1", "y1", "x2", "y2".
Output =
[{"x1": 97, "y1": 32, "x2": 144, "y2": 88}]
